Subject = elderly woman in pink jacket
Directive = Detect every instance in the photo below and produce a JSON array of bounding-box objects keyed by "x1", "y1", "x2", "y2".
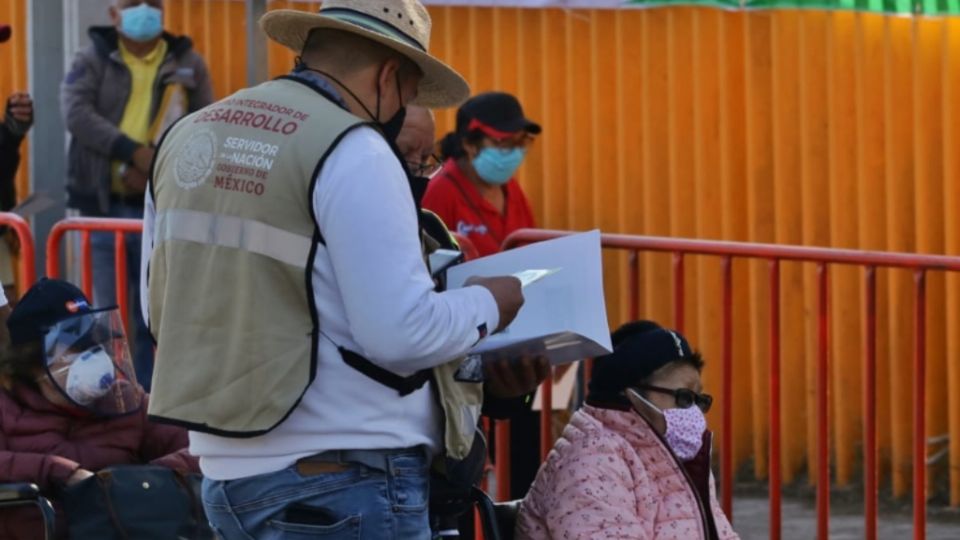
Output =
[{"x1": 516, "y1": 320, "x2": 738, "y2": 540}]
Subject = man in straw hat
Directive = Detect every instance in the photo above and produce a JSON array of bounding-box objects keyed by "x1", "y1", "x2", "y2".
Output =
[{"x1": 141, "y1": 1, "x2": 528, "y2": 537}]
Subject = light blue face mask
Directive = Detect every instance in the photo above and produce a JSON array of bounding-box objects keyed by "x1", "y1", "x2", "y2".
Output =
[
  {"x1": 120, "y1": 4, "x2": 164, "y2": 43},
  {"x1": 471, "y1": 147, "x2": 527, "y2": 186}
]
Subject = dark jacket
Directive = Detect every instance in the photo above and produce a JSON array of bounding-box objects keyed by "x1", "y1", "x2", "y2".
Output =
[
  {"x1": 0, "y1": 118, "x2": 27, "y2": 213},
  {"x1": 0, "y1": 384, "x2": 197, "y2": 538},
  {"x1": 60, "y1": 26, "x2": 213, "y2": 215}
]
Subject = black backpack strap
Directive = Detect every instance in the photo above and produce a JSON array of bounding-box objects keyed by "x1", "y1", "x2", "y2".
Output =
[{"x1": 339, "y1": 347, "x2": 431, "y2": 396}]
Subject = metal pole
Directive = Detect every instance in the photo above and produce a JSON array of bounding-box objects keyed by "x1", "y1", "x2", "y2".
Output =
[
  {"x1": 864, "y1": 266, "x2": 878, "y2": 540},
  {"x1": 913, "y1": 270, "x2": 927, "y2": 540},
  {"x1": 768, "y1": 259, "x2": 782, "y2": 540},
  {"x1": 27, "y1": 0, "x2": 69, "y2": 277},
  {"x1": 246, "y1": 0, "x2": 269, "y2": 87},
  {"x1": 816, "y1": 264, "x2": 830, "y2": 539}
]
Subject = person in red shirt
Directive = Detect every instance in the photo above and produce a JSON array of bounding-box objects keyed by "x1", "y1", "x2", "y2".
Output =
[
  {"x1": 423, "y1": 92, "x2": 540, "y2": 257},
  {"x1": 424, "y1": 92, "x2": 545, "y2": 501}
]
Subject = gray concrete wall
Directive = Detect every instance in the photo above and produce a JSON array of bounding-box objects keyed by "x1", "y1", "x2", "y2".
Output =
[
  {"x1": 27, "y1": 0, "x2": 113, "y2": 279},
  {"x1": 64, "y1": 0, "x2": 113, "y2": 56}
]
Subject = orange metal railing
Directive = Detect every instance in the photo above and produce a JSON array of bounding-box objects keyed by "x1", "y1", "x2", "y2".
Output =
[
  {"x1": 45, "y1": 218, "x2": 144, "y2": 334},
  {"x1": 35, "y1": 216, "x2": 958, "y2": 539},
  {"x1": 500, "y1": 228, "x2": 960, "y2": 540}
]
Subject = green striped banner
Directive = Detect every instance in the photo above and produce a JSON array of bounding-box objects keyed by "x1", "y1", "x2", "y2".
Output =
[
  {"x1": 744, "y1": 0, "x2": 958, "y2": 14},
  {"x1": 626, "y1": 0, "x2": 960, "y2": 14},
  {"x1": 423, "y1": 0, "x2": 960, "y2": 16}
]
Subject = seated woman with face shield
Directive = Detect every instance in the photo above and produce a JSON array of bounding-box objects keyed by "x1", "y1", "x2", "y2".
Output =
[
  {"x1": 516, "y1": 321, "x2": 739, "y2": 540},
  {"x1": 0, "y1": 279, "x2": 197, "y2": 537}
]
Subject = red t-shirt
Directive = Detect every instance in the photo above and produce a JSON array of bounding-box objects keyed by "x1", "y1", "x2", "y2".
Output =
[{"x1": 422, "y1": 159, "x2": 536, "y2": 257}]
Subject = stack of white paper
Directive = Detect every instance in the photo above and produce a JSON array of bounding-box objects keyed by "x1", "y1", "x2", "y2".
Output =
[{"x1": 446, "y1": 230, "x2": 612, "y2": 365}]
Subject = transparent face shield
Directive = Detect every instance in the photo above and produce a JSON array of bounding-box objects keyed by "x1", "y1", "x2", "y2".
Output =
[{"x1": 41, "y1": 309, "x2": 142, "y2": 417}]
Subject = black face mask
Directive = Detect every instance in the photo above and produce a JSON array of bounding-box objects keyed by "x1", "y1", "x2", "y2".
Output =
[
  {"x1": 380, "y1": 103, "x2": 407, "y2": 145},
  {"x1": 409, "y1": 175, "x2": 429, "y2": 211}
]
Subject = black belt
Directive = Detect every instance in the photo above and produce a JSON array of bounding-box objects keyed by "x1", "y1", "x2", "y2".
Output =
[{"x1": 299, "y1": 446, "x2": 426, "y2": 473}]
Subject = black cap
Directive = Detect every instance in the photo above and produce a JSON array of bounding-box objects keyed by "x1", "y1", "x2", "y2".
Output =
[
  {"x1": 0, "y1": 25, "x2": 10, "y2": 44},
  {"x1": 588, "y1": 321, "x2": 695, "y2": 408},
  {"x1": 456, "y1": 92, "x2": 541, "y2": 140},
  {"x1": 7, "y1": 279, "x2": 112, "y2": 347}
]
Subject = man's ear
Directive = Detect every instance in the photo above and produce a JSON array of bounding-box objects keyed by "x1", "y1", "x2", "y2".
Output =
[{"x1": 378, "y1": 58, "x2": 402, "y2": 91}]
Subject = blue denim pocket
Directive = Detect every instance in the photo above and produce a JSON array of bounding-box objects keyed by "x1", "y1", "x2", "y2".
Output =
[
  {"x1": 388, "y1": 453, "x2": 429, "y2": 513},
  {"x1": 267, "y1": 513, "x2": 361, "y2": 538}
]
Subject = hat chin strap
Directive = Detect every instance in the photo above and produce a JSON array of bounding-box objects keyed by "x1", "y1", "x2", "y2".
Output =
[{"x1": 299, "y1": 65, "x2": 388, "y2": 124}]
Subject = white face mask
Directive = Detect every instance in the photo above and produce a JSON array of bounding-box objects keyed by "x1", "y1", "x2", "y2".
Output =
[
  {"x1": 63, "y1": 346, "x2": 117, "y2": 405},
  {"x1": 627, "y1": 388, "x2": 707, "y2": 461}
]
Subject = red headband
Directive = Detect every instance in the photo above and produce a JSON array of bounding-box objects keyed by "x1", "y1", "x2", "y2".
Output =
[{"x1": 467, "y1": 118, "x2": 518, "y2": 140}]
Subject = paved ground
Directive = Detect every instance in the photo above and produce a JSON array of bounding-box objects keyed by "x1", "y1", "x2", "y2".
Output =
[{"x1": 732, "y1": 494, "x2": 960, "y2": 539}]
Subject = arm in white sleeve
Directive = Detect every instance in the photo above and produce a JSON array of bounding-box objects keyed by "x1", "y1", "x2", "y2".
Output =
[
  {"x1": 314, "y1": 127, "x2": 500, "y2": 374},
  {"x1": 139, "y1": 190, "x2": 155, "y2": 327}
]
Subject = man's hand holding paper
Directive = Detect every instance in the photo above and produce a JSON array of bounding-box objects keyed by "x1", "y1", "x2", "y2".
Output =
[{"x1": 464, "y1": 275, "x2": 524, "y2": 333}]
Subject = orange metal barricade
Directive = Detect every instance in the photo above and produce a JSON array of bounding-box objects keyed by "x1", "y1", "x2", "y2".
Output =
[
  {"x1": 45, "y1": 217, "x2": 144, "y2": 333},
  {"x1": 40, "y1": 217, "x2": 954, "y2": 538},
  {"x1": 499, "y1": 228, "x2": 960, "y2": 540},
  {"x1": 0, "y1": 212, "x2": 36, "y2": 296}
]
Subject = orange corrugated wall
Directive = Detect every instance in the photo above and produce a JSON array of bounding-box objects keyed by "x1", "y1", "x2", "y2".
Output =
[
  {"x1": 56, "y1": 1, "x2": 960, "y2": 503},
  {"x1": 0, "y1": 0, "x2": 28, "y2": 206}
]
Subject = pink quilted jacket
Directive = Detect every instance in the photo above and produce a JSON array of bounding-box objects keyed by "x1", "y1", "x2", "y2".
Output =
[{"x1": 516, "y1": 405, "x2": 738, "y2": 540}]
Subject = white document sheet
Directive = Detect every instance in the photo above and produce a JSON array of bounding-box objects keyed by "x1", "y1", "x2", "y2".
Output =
[{"x1": 447, "y1": 230, "x2": 612, "y2": 365}]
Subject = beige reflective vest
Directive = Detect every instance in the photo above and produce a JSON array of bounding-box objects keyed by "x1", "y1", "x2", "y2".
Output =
[
  {"x1": 147, "y1": 76, "x2": 485, "y2": 472},
  {"x1": 147, "y1": 78, "x2": 364, "y2": 435}
]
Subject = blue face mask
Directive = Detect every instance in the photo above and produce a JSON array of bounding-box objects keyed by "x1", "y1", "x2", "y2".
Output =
[
  {"x1": 119, "y1": 4, "x2": 164, "y2": 43},
  {"x1": 471, "y1": 147, "x2": 527, "y2": 186}
]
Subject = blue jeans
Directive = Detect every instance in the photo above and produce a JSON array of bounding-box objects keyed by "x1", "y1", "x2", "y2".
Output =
[
  {"x1": 88, "y1": 201, "x2": 154, "y2": 390},
  {"x1": 201, "y1": 450, "x2": 432, "y2": 539}
]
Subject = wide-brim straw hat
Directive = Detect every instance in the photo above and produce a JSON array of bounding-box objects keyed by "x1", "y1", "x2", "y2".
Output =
[{"x1": 260, "y1": 0, "x2": 470, "y2": 108}]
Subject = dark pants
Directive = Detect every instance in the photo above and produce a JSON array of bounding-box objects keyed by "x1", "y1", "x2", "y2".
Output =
[{"x1": 88, "y1": 201, "x2": 154, "y2": 390}]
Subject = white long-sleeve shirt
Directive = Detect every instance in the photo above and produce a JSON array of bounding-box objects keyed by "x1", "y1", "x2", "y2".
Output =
[{"x1": 141, "y1": 126, "x2": 499, "y2": 480}]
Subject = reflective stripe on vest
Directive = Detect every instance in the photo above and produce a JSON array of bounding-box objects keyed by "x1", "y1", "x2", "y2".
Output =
[{"x1": 155, "y1": 208, "x2": 312, "y2": 268}]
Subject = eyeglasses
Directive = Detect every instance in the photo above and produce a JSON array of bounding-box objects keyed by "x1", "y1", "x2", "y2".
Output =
[
  {"x1": 406, "y1": 154, "x2": 442, "y2": 178},
  {"x1": 637, "y1": 385, "x2": 713, "y2": 413}
]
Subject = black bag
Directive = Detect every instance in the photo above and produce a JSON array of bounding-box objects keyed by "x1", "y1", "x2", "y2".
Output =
[{"x1": 62, "y1": 465, "x2": 213, "y2": 540}]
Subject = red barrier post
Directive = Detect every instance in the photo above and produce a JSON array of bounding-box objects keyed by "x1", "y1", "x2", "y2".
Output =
[
  {"x1": 495, "y1": 420, "x2": 511, "y2": 502},
  {"x1": 769, "y1": 259, "x2": 782, "y2": 540},
  {"x1": 864, "y1": 266, "x2": 878, "y2": 540},
  {"x1": 80, "y1": 232, "x2": 93, "y2": 299},
  {"x1": 0, "y1": 212, "x2": 36, "y2": 292},
  {"x1": 115, "y1": 232, "x2": 129, "y2": 334},
  {"x1": 816, "y1": 264, "x2": 830, "y2": 539},
  {"x1": 721, "y1": 256, "x2": 734, "y2": 519},
  {"x1": 913, "y1": 270, "x2": 926, "y2": 540},
  {"x1": 629, "y1": 250, "x2": 640, "y2": 321}
]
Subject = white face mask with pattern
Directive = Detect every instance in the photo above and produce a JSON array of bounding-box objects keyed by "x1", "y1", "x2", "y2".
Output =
[{"x1": 628, "y1": 388, "x2": 707, "y2": 461}]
